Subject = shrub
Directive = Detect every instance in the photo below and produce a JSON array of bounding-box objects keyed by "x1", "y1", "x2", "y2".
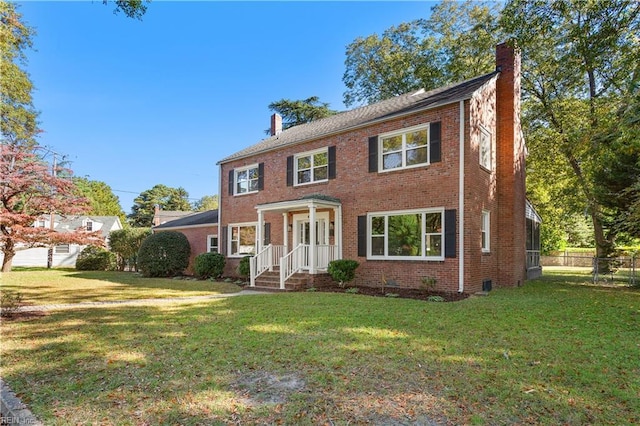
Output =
[
  {"x1": 137, "y1": 231, "x2": 191, "y2": 277},
  {"x1": 327, "y1": 259, "x2": 360, "y2": 288},
  {"x1": 0, "y1": 290, "x2": 23, "y2": 318},
  {"x1": 109, "y1": 227, "x2": 152, "y2": 271},
  {"x1": 237, "y1": 255, "x2": 252, "y2": 279},
  {"x1": 194, "y1": 252, "x2": 226, "y2": 279},
  {"x1": 76, "y1": 246, "x2": 116, "y2": 271}
]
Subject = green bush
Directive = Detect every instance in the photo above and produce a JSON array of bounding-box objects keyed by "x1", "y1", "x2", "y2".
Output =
[
  {"x1": 137, "y1": 231, "x2": 191, "y2": 277},
  {"x1": 327, "y1": 259, "x2": 360, "y2": 288},
  {"x1": 76, "y1": 246, "x2": 116, "y2": 271},
  {"x1": 194, "y1": 252, "x2": 226, "y2": 279},
  {"x1": 237, "y1": 255, "x2": 252, "y2": 279},
  {"x1": 1, "y1": 290, "x2": 23, "y2": 318}
]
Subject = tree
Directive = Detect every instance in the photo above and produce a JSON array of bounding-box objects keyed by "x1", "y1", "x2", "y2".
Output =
[
  {"x1": 342, "y1": 0, "x2": 503, "y2": 107},
  {"x1": 192, "y1": 195, "x2": 218, "y2": 212},
  {"x1": 73, "y1": 177, "x2": 126, "y2": 222},
  {"x1": 128, "y1": 184, "x2": 191, "y2": 227},
  {"x1": 103, "y1": 0, "x2": 149, "y2": 20},
  {"x1": 265, "y1": 97, "x2": 337, "y2": 134},
  {"x1": 109, "y1": 227, "x2": 151, "y2": 271},
  {"x1": 0, "y1": 144, "x2": 104, "y2": 272},
  {"x1": 501, "y1": 0, "x2": 640, "y2": 260},
  {"x1": 0, "y1": 1, "x2": 38, "y2": 146}
]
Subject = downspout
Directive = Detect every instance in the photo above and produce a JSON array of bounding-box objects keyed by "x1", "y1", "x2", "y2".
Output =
[
  {"x1": 458, "y1": 101, "x2": 465, "y2": 293},
  {"x1": 217, "y1": 164, "x2": 222, "y2": 257}
]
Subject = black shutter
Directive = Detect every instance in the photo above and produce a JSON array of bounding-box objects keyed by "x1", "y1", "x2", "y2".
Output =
[
  {"x1": 228, "y1": 169, "x2": 234, "y2": 195},
  {"x1": 430, "y1": 121, "x2": 441, "y2": 163},
  {"x1": 257, "y1": 163, "x2": 264, "y2": 190},
  {"x1": 357, "y1": 215, "x2": 367, "y2": 257},
  {"x1": 263, "y1": 222, "x2": 271, "y2": 245},
  {"x1": 368, "y1": 136, "x2": 378, "y2": 172},
  {"x1": 445, "y1": 209, "x2": 456, "y2": 258},
  {"x1": 286, "y1": 156, "x2": 294, "y2": 186},
  {"x1": 328, "y1": 146, "x2": 336, "y2": 179},
  {"x1": 221, "y1": 226, "x2": 228, "y2": 256}
]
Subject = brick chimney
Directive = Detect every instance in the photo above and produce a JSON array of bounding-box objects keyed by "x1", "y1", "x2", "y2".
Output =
[
  {"x1": 270, "y1": 113, "x2": 282, "y2": 136},
  {"x1": 495, "y1": 42, "x2": 527, "y2": 287}
]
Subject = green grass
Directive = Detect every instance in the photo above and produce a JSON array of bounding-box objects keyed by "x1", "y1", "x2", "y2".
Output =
[
  {"x1": 1, "y1": 270, "x2": 639, "y2": 425},
  {"x1": 0, "y1": 268, "x2": 241, "y2": 305}
]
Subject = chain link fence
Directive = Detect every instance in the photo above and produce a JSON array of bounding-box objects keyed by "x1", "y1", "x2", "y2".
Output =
[{"x1": 541, "y1": 252, "x2": 638, "y2": 286}]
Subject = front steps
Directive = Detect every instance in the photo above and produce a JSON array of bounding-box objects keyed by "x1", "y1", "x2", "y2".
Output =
[{"x1": 251, "y1": 268, "x2": 332, "y2": 291}]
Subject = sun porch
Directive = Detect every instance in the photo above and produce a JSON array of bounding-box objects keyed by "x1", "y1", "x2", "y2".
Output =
[{"x1": 250, "y1": 195, "x2": 343, "y2": 290}]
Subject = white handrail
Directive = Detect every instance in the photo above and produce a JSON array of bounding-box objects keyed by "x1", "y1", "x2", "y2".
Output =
[
  {"x1": 280, "y1": 244, "x2": 309, "y2": 289},
  {"x1": 251, "y1": 244, "x2": 272, "y2": 287}
]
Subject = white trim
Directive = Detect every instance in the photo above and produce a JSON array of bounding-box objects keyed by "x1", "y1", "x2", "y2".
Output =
[
  {"x1": 217, "y1": 165, "x2": 222, "y2": 256},
  {"x1": 293, "y1": 147, "x2": 329, "y2": 186},
  {"x1": 227, "y1": 222, "x2": 257, "y2": 258},
  {"x1": 233, "y1": 163, "x2": 260, "y2": 196},
  {"x1": 479, "y1": 124, "x2": 493, "y2": 171},
  {"x1": 378, "y1": 122, "x2": 430, "y2": 173},
  {"x1": 207, "y1": 234, "x2": 219, "y2": 253},
  {"x1": 481, "y1": 210, "x2": 490, "y2": 253},
  {"x1": 366, "y1": 207, "x2": 445, "y2": 261},
  {"x1": 458, "y1": 100, "x2": 465, "y2": 293}
]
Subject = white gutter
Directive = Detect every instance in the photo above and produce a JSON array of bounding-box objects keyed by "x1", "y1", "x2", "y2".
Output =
[
  {"x1": 217, "y1": 164, "x2": 223, "y2": 255},
  {"x1": 458, "y1": 100, "x2": 465, "y2": 293}
]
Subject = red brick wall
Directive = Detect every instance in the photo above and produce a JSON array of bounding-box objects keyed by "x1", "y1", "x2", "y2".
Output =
[{"x1": 156, "y1": 225, "x2": 218, "y2": 275}]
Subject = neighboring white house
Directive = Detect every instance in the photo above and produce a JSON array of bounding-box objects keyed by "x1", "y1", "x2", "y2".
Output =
[{"x1": 2, "y1": 215, "x2": 123, "y2": 268}]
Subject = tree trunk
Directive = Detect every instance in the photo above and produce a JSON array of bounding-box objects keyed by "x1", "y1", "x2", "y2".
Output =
[
  {"x1": 1, "y1": 249, "x2": 15, "y2": 273},
  {"x1": 591, "y1": 206, "x2": 615, "y2": 273}
]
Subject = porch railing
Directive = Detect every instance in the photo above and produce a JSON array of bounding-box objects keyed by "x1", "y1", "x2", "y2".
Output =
[
  {"x1": 316, "y1": 244, "x2": 338, "y2": 269},
  {"x1": 526, "y1": 250, "x2": 541, "y2": 269},
  {"x1": 250, "y1": 244, "x2": 285, "y2": 287},
  {"x1": 280, "y1": 244, "x2": 309, "y2": 290}
]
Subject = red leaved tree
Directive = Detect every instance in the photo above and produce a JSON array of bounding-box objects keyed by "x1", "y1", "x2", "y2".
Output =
[{"x1": 0, "y1": 143, "x2": 105, "y2": 272}]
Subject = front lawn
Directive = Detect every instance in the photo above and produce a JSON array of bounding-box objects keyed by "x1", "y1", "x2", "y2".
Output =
[
  {"x1": 1, "y1": 268, "x2": 241, "y2": 305},
  {"x1": 1, "y1": 271, "x2": 638, "y2": 424}
]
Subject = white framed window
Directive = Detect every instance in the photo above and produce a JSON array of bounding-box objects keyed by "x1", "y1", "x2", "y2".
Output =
[
  {"x1": 379, "y1": 124, "x2": 429, "y2": 172},
  {"x1": 479, "y1": 125, "x2": 493, "y2": 171},
  {"x1": 36, "y1": 220, "x2": 46, "y2": 228},
  {"x1": 228, "y1": 223, "x2": 256, "y2": 257},
  {"x1": 295, "y1": 148, "x2": 328, "y2": 185},
  {"x1": 368, "y1": 208, "x2": 444, "y2": 260},
  {"x1": 235, "y1": 164, "x2": 259, "y2": 195},
  {"x1": 55, "y1": 244, "x2": 70, "y2": 254},
  {"x1": 207, "y1": 235, "x2": 218, "y2": 253},
  {"x1": 85, "y1": 220, "x2": 93, "y2": 231},
  {"x1": 481, "y1": 210, "x2": 490, "y2": 252}
]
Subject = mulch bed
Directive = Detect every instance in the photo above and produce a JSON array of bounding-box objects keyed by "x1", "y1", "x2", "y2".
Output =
[{"x1": 314, "y1": 284, "x2": 469, "y2": 302}]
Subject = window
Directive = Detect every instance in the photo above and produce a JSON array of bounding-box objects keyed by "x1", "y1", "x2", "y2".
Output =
[
  {"x1": 85, "y1": 220, "x2": 93, "y2": 231},
  {"x1": 207, "y1": 235, "x2": 218, "y2": 253},
  {"x1": 235, "y1": 164, "x2": 259, "y2": 195},
  {"x1": 380, "y1": 124, "x2": 429, "y2": 171},
  {"x1": 479, "y1": 126, "x2": 492, "y2": 170},
  {"x1": 36, "y1": 220, "x2": 46, "y2": 228},
  {"x1": 295, "y1": 149, "x2": 328, "y2": 185},
  {"x1": 368, "y1": 209, "x2": 444, "y2": 260},
  {"x1": 228, "y1": 224, "x2": 256, "y2": 257},
  {"x1": 481, "y1": 211, "x2": 490, "y2": 252},
  {"x1": 55, "y1": 244, "x2": 70, "y2": 254}
]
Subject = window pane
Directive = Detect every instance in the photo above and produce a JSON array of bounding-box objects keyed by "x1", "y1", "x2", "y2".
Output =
[
  {"x1": 425, "y1": 213, "x2": 442, "y2": 233},
  {"x1": 426, "y1": 235, "x2": 442, "y2": 256},
  {"x1": 387, "y1": 214, "x2": 421, "y2": 256},
  {"x1": 297, "y1": 156, "x2": 311, "y2": 170},
  {"x1": 231, "y1": 241, "x2": 238, "y2": 255},
  {"x1": 237, "y1": 181, "x2": 248, "y2": 194},
  {"x1": 236, "y1": 170, "x2": 247, "y2": 181},
  {"x1": 383, "y1": 152, "x2": 402, "y2": 170},
  {"x1": 249, "y1": 179, "x2": 259, "y2": 191},
  {"x1": 297, "y1": 170, "x2": 311, "y2": 184},
  {"x1": 232, "y1": 227, "x2": 239, "y2": 239},
  {"x1": 382, "y1": 135, "x2": 402, "y2": 153},
  {"x1": 371, "y1": 236, "x2": 385, "y2": 256},
  {"x1": 238, "y1": 226, "x2": 256, "y2": 254},
  {"x1": 248, "y1": 167, "x2": 259, "y2": 179},
  {"x1": 314, "y1": 152, "x2": 328, "y2": 166},
  {"x1": 406, "y1": 147, "x2": 428, "y2": 166},
  {"x1": 371, "y1": 216, "x2": 385, "y2": 235},
  {"x1": 406, "y1": 129, "x2": 427, "y2": 148},
  {"x1": 314, "y1": 166, "x2": 328, "y2": 181}
]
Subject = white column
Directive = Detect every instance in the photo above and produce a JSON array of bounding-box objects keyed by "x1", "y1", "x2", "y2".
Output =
[
  {"x1": 283, "y1": 213, "x2": 289, "y2": 253},
  {"x1": 309, "y1": 203, "x2": 316, "y2": 274},
  {"x1": 336, "y1": 205, "x2": 343, "y2": 259},
  {"x1": 256, "y1": 210, "x2": 263, "y2": 253}
]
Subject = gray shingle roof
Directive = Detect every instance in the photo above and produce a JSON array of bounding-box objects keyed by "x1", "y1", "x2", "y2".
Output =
[
  {"x1": 218, "y1": 71, "x2": 499, "y2": 164},
  {"x1": 53, "y1": 215, "x2": 122, "y2": 238},
  {"x1": 153, "y1": 210, "x2": 218, "y2": 229}
]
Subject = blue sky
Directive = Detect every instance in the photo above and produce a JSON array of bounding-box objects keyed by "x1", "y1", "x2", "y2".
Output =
[{"x1": 17, "y1": 1, "x2": 434, "y2": 214}]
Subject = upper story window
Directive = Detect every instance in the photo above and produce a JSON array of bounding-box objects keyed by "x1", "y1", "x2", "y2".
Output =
[
  {"x1": 479, "y1": 125, "x2": 493, "y2": 171},
  {"x1": 85, "y1": 220, "x2": 93, "y2": 231},
  {"x1": 369, "y1": 122, "x2": 441, "y2": 173},
  {"x1": 228, "y1": 163, "x2": 264, "y2": 196},
  {"x1": 36, "y1": 220, "x2": 46, "y2": 228},
  {"x1": 295, "y1": 149, "x2": 328, "y2": 185}
]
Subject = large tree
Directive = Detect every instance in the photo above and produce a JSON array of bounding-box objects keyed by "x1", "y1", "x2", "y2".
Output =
[
  {"x1": 104, "y1": 0, "x2": 149, "y2": 20},
  {"x1": 128, "y1": 184, "x2": 191, "y2": 227},
  {"x1": 73, "y1": 177, "x2": 126, "y2": 222},
  {"x1": 192, "y1": 195, "x2": 218, "y2": 212},
  {"x1": 0, "y1": 144, "x2": 104, "y2": 271},
  {"x1": 265, "y1": 97, "x2": 337, "y2": 134},
  {"x1": 342, "y1": 0, "x2": 503, "y2": 107},
  {"x1": 501, "y1": 0, "x2": 640, "y2": 259}
]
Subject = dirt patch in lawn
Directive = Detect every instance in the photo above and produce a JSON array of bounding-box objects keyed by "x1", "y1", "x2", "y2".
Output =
[
  {"x1": 314, "y1": 284, "x2": 470, "y2": 302},
  {"x1": 232, "y1": 371, "x2": 306, "y2": 406}
]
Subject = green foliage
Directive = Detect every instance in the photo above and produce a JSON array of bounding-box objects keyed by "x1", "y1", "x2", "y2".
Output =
[
  {"x1": 327, "y1": 259, "x2": 360, "y2": 288},
  {"x1": 427, "y1": 295, "x2": 445, "y2": 302},
  {"x1": 75, "y1": 246, "x2": 116, "y2": 271},
  {"x1": 73, "y1": 177, "x2": 126, "y2": 222},
  {"x1": 104, "y1": 0, "x2": 149, "y2": 20},
  {"x1": 385, "y1": 292, "x2": 400, "y2": 298},
  {"x1": 192, "y1": 195, "x2": 218, "y2": 212},
  {"x1": 0, "y1": 290, "x2": 23, "y2": 317},
  {"x1": 345, "y1": 287, "x2": 359, "y2": 294},
  {"x1": 265, "y1": 96, "x2": 337, "y2": 133},
  {"x1": 194, "y1": 252, "x2": 225, "y2": 280},
  {"x1": 137, "y1": 231, "x2": 190, "y2": 278},
  {"x1": 237, "y1": 255, "x2": 251, "y2": 278},
  {"x1": 109, "y1": 227, "x2": 151, "y2": 271},
  {"x1": 128, "y1": 184, "x2": 192, "y2": 228}
]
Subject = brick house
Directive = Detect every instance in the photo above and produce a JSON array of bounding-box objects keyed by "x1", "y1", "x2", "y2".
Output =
[
  {"x1": 217, "y1": 43, "x2": 540, "y2": 294},
  {"x1": 152, "y1": 210, "x2": 219, "y2": 275}
]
